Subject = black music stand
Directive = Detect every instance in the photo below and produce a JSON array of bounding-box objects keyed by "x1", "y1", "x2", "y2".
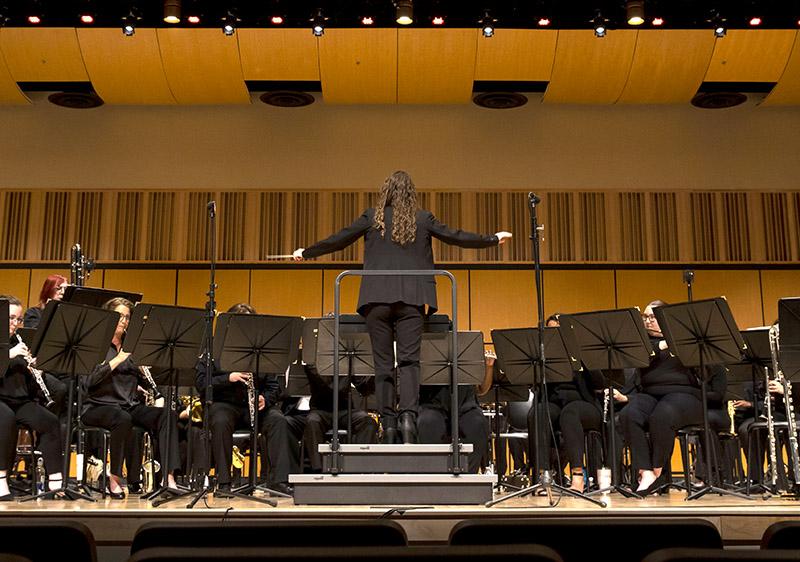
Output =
[
  {"x1": 559, "y1": 308, "x2": 653, "y2": 499},
  {"x1": 486, "y1": 326, "x2": 606, "y2": 508},
  {"x1": 420, "y1": 331, "x2": 485, "y2": 386},
  {"x1": 63, "y1": 286, "x2": 143, "y2": 307},
  {"x1": 20, "y1": 300, "x2": 118, "y2": 501},
  {"x1": 315, "y1": 317, "x2": 373, "y2": 464},
  {"x1": 125, "y1": 303, "x2": 205, "y2": 507},
  {"x1": 654, "y1": 297, "x2": 752, "y2": 501},
  {"x1": 213, "y1": 312, "x2": 302, "y2": 504}
]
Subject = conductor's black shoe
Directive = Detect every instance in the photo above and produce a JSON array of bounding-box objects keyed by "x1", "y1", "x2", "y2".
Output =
[
  {"x1": 267, "y1": 482, "x2": 294, "y2": 496},
  {"x1": 399, "y1": 412, "x2": 418, "y2": 444},
  {"x1": 382, "y1": 427, "x2": 398, "y2": 444}
]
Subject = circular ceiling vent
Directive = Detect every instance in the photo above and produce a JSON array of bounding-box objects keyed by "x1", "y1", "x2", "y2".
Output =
[
  {"x1": 259, "y1": 91, "x2": 315, "y2": 107},
  {"x1": 473, "y1": 92, "x2": 528, "y2": 109},
  {"x1": 47, "y1": 91, "x2": 103, "y2": 109},
  {"x1": 691, "y1": 92, "x2": 747, "y2": 109}
]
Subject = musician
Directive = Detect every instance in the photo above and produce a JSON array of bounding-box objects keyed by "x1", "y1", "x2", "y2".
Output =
[
  {"x1": 82, "y1": 297, "x2": 180, "y2": 498},
  {"x1": 23, "y1": 274, "x2": 68, "y2": 329},
  {"x1": 293, "y1": 170, "x2": 511, "y2": 443},
  {"x1": 196, "y1": 303, "x2": 304, "y2": 496},
  {"x1": 0, "y1": 295, "x2": 64, "y2": 499},
  {"x1": 618, "y1": 300, "x2": 726, "y2": 495}
]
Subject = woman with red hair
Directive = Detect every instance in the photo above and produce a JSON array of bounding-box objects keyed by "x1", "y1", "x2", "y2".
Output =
[{"x1": 24, "y1": 274, "x2": 68, "y2": 329}]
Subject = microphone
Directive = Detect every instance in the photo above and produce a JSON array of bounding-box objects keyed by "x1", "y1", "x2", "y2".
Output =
[
  {"x1": 528, "y1": 193, "x2": 541, "y2": 207},
  {"x1": 207, "y1": 200, "x2": 216, "y2": 217},
  {"x1": 683, "y1": 269, "x2": 695, "y2": 285}
]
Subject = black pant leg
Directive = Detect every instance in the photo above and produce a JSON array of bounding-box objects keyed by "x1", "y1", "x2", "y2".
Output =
[
  {"x1": 349, "y1": 410, "x2": 378, "y2": 444},
  {"x1": 648, "y1": 393, "x2": 703, "y2": 469},
  {"x1": 418, "y1": 405, "x2": 447, "y2": 444},
  {"x1": 560, "y1": 400, "x2": 603, "y2": 469},
  {"x1": 0, "y1": 402, "x2": 17, "y2": 472},
  {"x1": 303, "y1": 410, "x2": 332, "y2": 472},
  {"x1": 459, "y1": 406, "x2": 489, "y2": 473},
  {"x1": 364, "y1": 304, "x2": 397, "y2": 421},
  {"x1": 128, "y1": 404, "x2": 181, "y2": 476},
  {"x1": 206, "y1": 402, "x2": 242, "y2": 485},
  {"x1": 264, "y1": 408, "x2": 305, "y2": 484},
  {"x1": 393, "y1": 303, "x2": 424, "y2": 415},
  {"x1": 618, "y1": 393, "x2": 657, "y2": 471},
  {"x1": 14, "y1": 401, "x2": 63, "y2": 475},
  {"x1": 82, "y1": 405, "x2": 133, "y2": 476}
]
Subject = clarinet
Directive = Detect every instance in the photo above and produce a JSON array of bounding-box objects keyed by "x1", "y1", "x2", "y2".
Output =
[
  {"x1": 772, "y1": 324, "x2": 800, "y2": 490},
  {"x1": 14, "y1": 334, "x2": 55, "y2": 409},
  {"x1": 246, "y1": 373, "x2": 256, "y2": 426},
  {"x1": 767, "y1": 325, "x2": 781, "y2": 489},
  {"x1": 139, "y1": 366, "x2": 164, "y2": 402}
]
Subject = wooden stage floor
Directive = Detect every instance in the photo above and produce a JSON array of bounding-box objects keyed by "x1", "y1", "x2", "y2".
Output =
[{"x1": 0, "y1": 489, "x2": 798, "y2": 549}]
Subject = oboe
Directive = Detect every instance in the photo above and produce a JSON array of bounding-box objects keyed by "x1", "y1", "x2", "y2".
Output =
[
  {"x1": 139, "y1": 365, "x2": 164, "y2": 402},
  {"x1": 767, "y1": 325, "x2": 781, "y2": 489},
  {"x1": 13, "y1": 334, "x2": 55, "y2": 408},
  {"x1": 246, "y1": 373, "x2": 256, "y2": 426}
]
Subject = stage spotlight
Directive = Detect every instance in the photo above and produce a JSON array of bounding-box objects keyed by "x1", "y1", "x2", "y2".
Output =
[
  {"x1": 714, "y1": 25, "x2": 726, "y2": 37},
  {"x1": 708, "y1": 10, "x2": 726, "y2": 38},
  {"x1": 480, "y1": 12, "x2": 495, "y2": 38},
  {"x1": 187, "y1": 14, "x2": 200, "y2": 23},
  {"x1": 271, "y1": 15, "x2": 284, "y2": 24},
  {"x1": 121, "y1": 7, "x2": 141, "y2": 36},
  {"x1": 749, "y1": 16, "x2": 762, "y2": 26},
  {"x1": 311, "y1": 9, "x2": 326, "y2": 36},
  {"x1": 122, "y1": 23, "x2": 135, "y2": 35},
  {"x1": 395, "y1": 0, "x2": 413, "y2": 25},
  {"x1": 652, "y1": 17, "x2": 664, "y2": 26},
  {"x1": 220, "y1": 9, "x2": 239, "y2": 35},
  {"x1": 537, "y1": 17, "x2": 551, "y2": 26},
  {"x1": 163, "y1": 0, "x2": 180, "y2": 24},
  {"x1": 27, "y1": 14, "x2": 41, "y2": 24},
  {"x1": 361, "y1": 15, "x2": 374, "y2": 25},
  {"x1": 626, "y1": 0, "x2": 644, "y2": 25},
  {"x1": 432, "y1": 15, "x2": 445, "y2": 25}
]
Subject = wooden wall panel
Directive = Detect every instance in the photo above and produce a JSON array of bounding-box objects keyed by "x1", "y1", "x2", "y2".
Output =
[
  {"x1": 238, "y1": 29, "x2": 320, "y2": 81},
  {"x1": 544, "y1": 30, "x2": 637, "y2": 104},
  {"x1": 543, "y1": 270, "x2": 616, "y2": 316},
  {"x1": 618, "y1": 30, "x2": 715, "y2": 104},
  {"x1": 0, "y1": 269, "x2": 31, "y2": 308},
  {"x1": 177, "y1": 269, "x2": 250, "y2": 313},
  {"x1": 433, "y1": 270, "x2": 470, "y2": 331},
  {"x1": 474, "y1": 29, "x2": 557, "y2": 81},
  {"x1": 760, "y1": 270, "x2": 800, "y2": 327},
  {"x1": 251, "y1": 269, "x2": 322, "y2": 318},
  {"x1": 103, "y1": 269, "x2": 176, "y2": 305},
  {"x1": 77, "y1": 28, "x2": 176, "y2": 105},
  {"x1": 322, "y1": 269, "x2": 362, "y2": 315},
  {"x1": 0, "y1": 28, "x2": 88, "y2": 81},
  {"x1": 157, "y1": 29, "x2": 249, "y2": 104},
  {"x1": 0, "y1": 32, "x2": 29, "y2": 104},
  {"x1": 319, "y1": 29, "x2": 397, "y2": 104},
  {"x1": 690, "y1": 270, "x2": 763, "y2": 330},
  {"x1": 763, "y1": 33, "x2": 800, "y2": 106},
  {"x1": 705, "y1": 30, "x2": 796, "y2": 83},
  {"x1": 470, "y1": 270, "x2": 536, "y2": 343},
  {"x1": 398, "y1": 29, "x2": 477, "y2": 104},
  {"x1": 615, "y1": 270, "x2": 689, "y2": 312}
]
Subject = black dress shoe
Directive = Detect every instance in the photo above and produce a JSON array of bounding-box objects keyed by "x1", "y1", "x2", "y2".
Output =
[
  {"x1": 398, "y1": 412, "x2": 418, "y2": 444},
  {"x1": 216, "y1": 482, "x2": 231, "y2": 493},
  {"x1": 382, "y1": 427, "x2": 398, "y2": 444},
  {"x1": 105, "y1": 487, "x2": 125, "y2": 500},
  {"x1": 642, "y1": 472, "x2": 669, "y2": 497},
  {"x1": 127, "y1": 483, "x2": 143, "y2": 495},
  {"x1": 267, "y1": 482, "x2": 294, "y2": 496},
  {"x1": 0, "y1": 493, "x2": 13, "y2": 502}
]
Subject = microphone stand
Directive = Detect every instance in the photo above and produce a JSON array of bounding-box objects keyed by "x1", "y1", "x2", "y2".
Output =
[
  {"x1": 683, "y1": 270, "x2": 694, "y2": 302},
  {"x1": 487, "y1": 193, "x2": 605, "y2": 508},
  {"x1": 187, "y1": 200, "x2": 217, "y2": 508}
]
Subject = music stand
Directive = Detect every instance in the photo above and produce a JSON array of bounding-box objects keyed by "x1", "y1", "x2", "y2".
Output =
[
  {"x1": 63, "y1": 286, "x2": 143, "y2": 307},
  {"x1": 556, "y1": 308, "x2": 653, "y2": 499},
  {"x1": 124, "y1": 303, "x2": 205, "y2": 507},
  {"x1": 213, "y1": 312, "x2": 302, "y2": 504},
  {"x1": 486, "y1": 326, "x2": 606, "y2": 508},
  {"x1": 20, "y1": 300, "x2": 118, "y2": 501},
  {"x1": 420, "y1": 331, "x2": 485, "y2": 386},
  {"x1": 654, "y1": 297, "x2": 752, "y2": 501}
]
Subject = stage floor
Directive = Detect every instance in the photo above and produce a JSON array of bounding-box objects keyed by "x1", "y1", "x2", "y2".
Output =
[{"x1": 0, "y1": 490, "x2": 798, "y2": 549}]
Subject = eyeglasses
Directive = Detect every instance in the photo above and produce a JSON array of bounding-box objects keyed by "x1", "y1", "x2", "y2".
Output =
[
  {"x1": 118, "y1": 314, "x2": 131, "y2": 322},
  {"x1": 8, "y1": 316, "x2": 23, "y2": 324},
  {"x1": 641, "y1": 314, "x2": 657, "y2": 322}
]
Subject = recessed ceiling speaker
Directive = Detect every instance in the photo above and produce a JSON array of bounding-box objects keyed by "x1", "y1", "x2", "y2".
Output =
[
  {"x1": 691, "y1": 92, "x2": 747, "y2": 109},
  {"x1": 259, "y1": 91, "x2": 315, "y2": 107},
  {"x1": 48, "y1": 92, "x2": 104, "y2": 109},
  {"x1": 473, "y1": 92, "x2": 528, "y2": 109}
]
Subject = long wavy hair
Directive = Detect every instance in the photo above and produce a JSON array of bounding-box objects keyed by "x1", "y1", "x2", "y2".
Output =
[
  {"x1": 373, "y1": 171, "x2": 418, "y2": 246},
  {"x1": 37, "y1": 274, "x2": 67, "y2": 308}
]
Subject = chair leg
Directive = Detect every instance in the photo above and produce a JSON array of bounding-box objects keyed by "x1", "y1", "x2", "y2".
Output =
[{"x1": 679, "y1": 435, "x2": 691, "y2": 494}]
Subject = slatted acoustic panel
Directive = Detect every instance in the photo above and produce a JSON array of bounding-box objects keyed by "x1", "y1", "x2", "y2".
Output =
[
  {"x1": 183, "y1": 192, "x2": 214, "y2": 261},
  {"x1": 76, "y1": 29, "x2": 176, "y2": 105},
  {"x1": 103, "y1": 269, "x2": 177, "y2": 306},
  {"x1": 704, "y1": 30, "x2": 796, "y2": 83},
  {"x1": 760, "y1": 192, "x2": 799, "y2": 262},
  {"x1": 0, "y1": 30, "x2": 29, "y2": 104},
  {"x1": 238, "y1": 29, "x2": 320, "y2": 82},
  {"x1": 470, "y1": 269, "x2": 536, "y2": 343},
  {"x1": 617, "y1": 30, "x2": 714, "y2": 104},
  {"x1": 761, "y1": 269, "x2": 800, "y2": 327},
  {"x1": 0, "y1": 27, "x2": 88, "y2": 81},
  {"x1": 157, "y1": 29, "x2": 249, "y2": 104},
  {"x1": 543, "y1": 30, "x2": 637, "y2": 104},
  {"x1": 0, "y1": 192, "x2": 31, "y2": 261},
  {"x1": 177, "y1": 269, "x2": 250, "y2": 313},
  {"x1": 615, "y1": 192, "x2": 647, "y2": 262},
  {"x1": 319, "y1": 29, "x2": 397, "y2": 104},
  {"x1": 251, "y1": 269, "x2": 323, "y2": 318},
  {"x1": 647, "y1": 192, "x2": 680, "y2": 262},
  {"x1": 764, "y1": 31, "x2": 800, "y2": 105},
  {"x1": 397, "y1": 29, "x2": 478, "y2": 104},
  {"x1": 474, "y1": 29, "x2": 557, "y2": 81}
]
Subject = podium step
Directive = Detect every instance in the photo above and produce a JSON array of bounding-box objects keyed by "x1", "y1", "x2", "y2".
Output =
[
  {"x1": 289, "y1": 473, "x2": 494, "y2": 505},
  {"x1": 319, "y1": 443, "x2": 472, "y2": 474}
]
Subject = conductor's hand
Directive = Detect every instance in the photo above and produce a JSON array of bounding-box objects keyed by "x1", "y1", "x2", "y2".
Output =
[
  {"x1": 9, "y1": 342, "x2": 28, "y2": 360},
  {"x1": 292, "y1": 248, "x2": 305, "y2": 261},
  {"x1": 229, "y1": 372, "x2": 251, "y2": 384},
  {"x1": 484, "y1": 349, "x2": 496, "y2": 367},
  {"x1": 495, "y1": 232, "x2": 512, "y2": 245},
  {"x1": 258, "y1": 395, "x2": 266, "y2": 411}
]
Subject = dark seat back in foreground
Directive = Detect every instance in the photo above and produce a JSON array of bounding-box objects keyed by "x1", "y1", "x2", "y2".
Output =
[
  {"x1": 761, "y1": 521, "x2": 800, "y2": 550},
  {"x1": 0, "y1": 520, "x2": 96, "y2": 562},
  {"x1": 449, "y1": 518, "x2": 722, "y2": 562},
  {"x1": 644, "y1": 547, "x2": 800, "y2": 562},
  {"x1": 131, "y1": 519, "x2": 407, "y2": 554}
]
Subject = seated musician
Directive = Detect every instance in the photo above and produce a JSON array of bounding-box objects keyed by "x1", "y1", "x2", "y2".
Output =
[
  {"x1": 23, "y1": 274, "x2": 67, "y2": 329},
  {"x1": 82, "y1": 297, "x2": 180, "y2": 498},
  {"x1": 0, "y1": 295, "x2": 64, "y2": 499},
  {"x1": 196, "y1": 303, "x2": 304, "y2": 496}
]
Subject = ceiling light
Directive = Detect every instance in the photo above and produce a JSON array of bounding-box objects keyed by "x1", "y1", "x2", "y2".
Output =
[
  {"x1": 187, "y1": 14, "x2": 200, "y2": 23},
  {"x1": 80, "y1": 13, "x2": 94, "y2": 24},
  {"x1": 27, "y1": 15, "x2": 41, "y2": 24},
  {"x1": 221, "y1": 9, "x2": 239, "y2": 35},
  {"x1": 121, "y1": 7, "x2": 141, "y2": 36},
  {"x1": 432, "y1": 15, "x2": 444, "y2": 25},
  {"x1": 361, "y1": 16, "x2": 374, "y2": 25},
  {"x1": 480, "y1": 11, "x2": 495, "y2": 38},
  {"x1": 311, "y1": 9, "x2": 326, "y2": 36},
  {"x1": 163, "y1": 0, "x2": 180, "y2": 24},
  {"x1": 122, "y1": 23, "x2": 135, "y2": 35},
  {"x1": 626, "y1": 0, "x2": 644, "y2": 26},
  {"x1": 714, "y1": 25, "x2": 726, "y2": 37},
  {"x1": 271, "y1": 15, "x2": 283, "y2": 24},
  {"x1": 396, "y1": 0, "x2": 413, "y2": 25},
  {"x1": 537, "y1": 18, "x2": 550, "y2": 26},
  {"x1": 749, "y1": 16, "x2": 762, "y2": 26},
  {"x1": 652, "y1": 17, "x2": 664, "y2": 26}
]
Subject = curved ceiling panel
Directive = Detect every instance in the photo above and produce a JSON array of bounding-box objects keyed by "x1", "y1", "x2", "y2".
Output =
[
  {"x1": 763, "y1": 33, "x2": 800, "y2": 105},
  {"x1": 618, "y1": 30, "x2": 715, "y2": 104},
  {"x1": 77, "y1": 29, "x2": 175, "y2": 105},
  {"x1": 0, "y1": 27, "x2": 88, "y2": 82},
  {"x1": 238, "y1": 29, "x2": 320, "y2": 81},
  {"x1": 319, "y1": 28, "x2": 397, "y2": 104},
  {"x1": 474, "y1": 29, "x2": 557, "y2": 81},
  {"x1": 0, "y1": 37, "x2": 29, "y2": 104},
  {"x1": 157, "y1": 28, "x2": 249, "y2": 104},
  {"x1": 398, "y1": 29, "x2": 477, "y2": 104},
  {"x1": 705, "y1": 30, "x2": 796, "y2": 82},
  {"x1": 544, "y1": 30, "x2": 638, "y2": 104}
]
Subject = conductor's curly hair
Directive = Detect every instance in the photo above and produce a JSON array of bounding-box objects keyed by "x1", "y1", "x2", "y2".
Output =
[{"x1": 374, "y1": 170, "x2": 418, "y2": 247}]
